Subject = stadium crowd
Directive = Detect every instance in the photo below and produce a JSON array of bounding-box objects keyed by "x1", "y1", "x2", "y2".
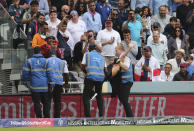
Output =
[{"x1": 2, "y1": 0, "x2": 194, "y2": 82}]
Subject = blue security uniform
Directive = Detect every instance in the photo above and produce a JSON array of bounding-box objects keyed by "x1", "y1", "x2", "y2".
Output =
[
  {"x1": 83, "y1": 50, "x2": 105, "y2": 117},
  {"x1": 121, "y1": 64, "x2": 134, "y2": 84},
  {"x1": 47, "y1": 55, "x2": 69, "y2": 118},
  {"x1": 22, "y1": 53, "x2": 54, "y2": 118}
]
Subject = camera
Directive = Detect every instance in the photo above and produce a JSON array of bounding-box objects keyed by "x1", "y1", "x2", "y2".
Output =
[
  {"x1": 113, "y1": 57, "x2": 120, "y2": 64},
  {"x1": 88, "y1": 34, "x2": 92, "y2": 40},
  {"x1": 66, "y1": 15, "x2": 72, "y2": 19}
]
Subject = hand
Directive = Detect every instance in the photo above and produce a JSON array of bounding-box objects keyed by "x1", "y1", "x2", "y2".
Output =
[
  {"x1": 50, "y1": 87, "x2": 54, "y2": 92},
  {"x1": 32, "y1": 13, "x2": 37, "y2": 19},
  {"x1": 128, "y1": 43, "x2": 134, "y2": 49},
  {"x1": 108, "y1": 39, "x2": 114, "y2": 44}
]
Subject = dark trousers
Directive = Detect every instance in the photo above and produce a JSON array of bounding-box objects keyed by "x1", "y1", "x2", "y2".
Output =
[
  {"x1": 83, "y1": 78, "x2": 103, "y2": 117},
  {"x1": 118, "y1": 82, "x2": 133, "y2": 117},
  {"x1": 31, "y1": 92, "x2": 50, "y2": 118},
  {"x1": 50, "y1": 84, "x2": 63, "y2": 118}
]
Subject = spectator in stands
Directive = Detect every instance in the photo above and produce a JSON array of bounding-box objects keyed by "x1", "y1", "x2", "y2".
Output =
[
  {"x1": 22, "y1": 46, "x2": 53, "y2": 118},
  {"x1": 81, "y1": 43, "x2": 106, "y2": 117},
  {"x1": 47, "y1": 49, "x2": 69, "y2": 118},
  {"x1": 134, "y1": 46, "x2": 160, "y2": 81},
  {"x1": 122, "y1": 29, "x2": 138, "y2": 66},
  {"x1": 163, "y1": 16, "x2": 177, "y2": 39},
  {"x1": 32, "y1": 21, "x2": 48, "y2": 48},
  {"x1": 160, "y1": 63, "x2": 174, "y2": 81},
  {"x1": 75, "y1": 1, "x2": 87, "y2": 20},
  {"x1": 110, "y1": 9, "x2": 122, "y2": 37},
  {"x1": 151, "y1": 5, "x2": 171, "y2": 33},
  {"x1": 50, "y1": 0, "x2": 68, "y2": 14},
  {"x1": 148, "y1": 31, "x2": 167, "y2": 70},
  {"x1": 22, "y1": 0, "x2": 39, "y2": 34},
  {"x1": 134, "y1": 7, "x2": 142, "y2": 22},
  {"x1": 38, "y1": 0, "x2": 49, "y2": 15},
  {"x1": 141, "y1": 6, "x2": 152, "y2": 43},
  {"x1": 41, "y1": 35, "x2": 61, "y2": 58},
  {"x1": 130, "y1": 0, "x2": 152, "y2": 11},
  {"x1": 82, "y1": 30, "x2": 102, "y2": 53},
  {"x1": 147, "y1": 22, "x2": 168, "y2": 53},
  {"x1": 167, "y1": 49, "x2": 185, "y2": 74},
  {"x1": 46, "y1": 10, "x2": 61, "y2": 39},
  {"x1": 176, "y1": 0, "x2": 193, "y2": 31},
  {"x1": 9, "y1": 0, "x2": 24, "y2": 27},
  {"x1": 173, "y1": 62, "x2": 192, "y2": 81},
  {"x1": 97, "y1": 19, "x2": 121, "y2": 65},
  {"x1": 168, "y1": 27, "x2": 189, "y2": 59},
  {"x1": 82, "y1": 0, "x2": 102, "y2": 35},
  {"x1": 60, "y1": 5, "x2": 70, "y2": 20},
  {"x1": 186, "y1": 7, "x2": 194, "y2": 50},
  {"x1": 27, "y1": 12, "x2": 45, "y2": 42},
  {"x1": 57, "y1": 20, "x2": 74, "y2": 70},
  {"x1": 169, "y1": 0, "x2": 182, "y2": 16},
  {"x1": 67, "y1": 10, "x2": 87, "y2": 50},
  {"x1": 122, "y1": 9, "x2": 143, "y2": 60},
  {"x1": 152, "y1": 0, "x2": 170, "y2": 15},
  {"x1": 186, "y1": 55, "x2": 194, "y2": 76},
  {"x1": 73, "y1": 34, "x2": 87, "y2": 74},
  {"x1": 95, "y1": 0, "x2": 111, "y2": 28},
  {"x1": 118, "y1": 0, "x2": 129, "y2": 27}
]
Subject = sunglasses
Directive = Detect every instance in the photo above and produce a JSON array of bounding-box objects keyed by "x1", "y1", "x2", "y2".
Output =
[
  {"x1": 112, "y1": 14, "x2": 118, "y2": 16},
  {"x1": 176, "y1": 30, "x2": 181, "y2": 32}
]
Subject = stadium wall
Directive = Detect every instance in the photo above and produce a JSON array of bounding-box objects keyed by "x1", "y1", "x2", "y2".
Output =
[{"x1": 1, "y1": 81, "x2": 194, "y2": 118}]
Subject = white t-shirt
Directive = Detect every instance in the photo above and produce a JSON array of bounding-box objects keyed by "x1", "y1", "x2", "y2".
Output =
[
  {"x1": 67, "y1": 20, "x2": 87, "y2": 49},
  {"x1": 63, "y1": 60, "x2": 69, "y2": 73},
  {"x1": 176, "y1": 37, "x2": 181, "y2": 50},
  {"x1": 46, "y1": 19, "x2": 61, "y2": 39},
  {"x1": 97, "y1": 29, "x2": 121, "y2": 56}
]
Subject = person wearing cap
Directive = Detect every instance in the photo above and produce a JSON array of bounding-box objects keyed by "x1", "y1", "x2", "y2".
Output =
[
  {"x1": 122, "y1": 9, "x2": 143, "y2": 60},
  {"x1": 81, "y1": 43, "x2": 107, "y2": 117},
  {"x1": 32, "y1": 21, "x2": 48, "y2": 48},
  {"x1": 47, "y1": 49, "x2": 69, "y2": 118},
  {"x1": 67, "y1": 10, "x2": 87, "y2": 50},
  {"x1": 173, "y1": 62, "x2": 192, "y2": 81},
  {"x1": 134, "y1": 46, "x2": 161, "y2": 81},
  {"x1": 22, "y1": 0, "x2": 39, "y2": 34},
  {"x1": 97, "y1": 19, "x2": 121, "y2": 66},
  {"x1": 82, "y1": 0, "x2": 102, "y2": 35},
  {"x1": 151, "y1": 5, "x2": 171, "y2": 33},
  {"x1": 167, "y1": 49, "x2": 185, "y2": 75},
  {"x1": 147, "y1": 22, "x2": 168, "y2": 52},
  {"x1": 46, "y1": 9, "x2": 61, "y2": 39},
  {"x1": 41, "y1": 35, "x2": 61, "y2": 58},
  {"x1": 22, "y1": 46, "x2": 54, "y2": 118},
  {"x1": 147, "y1": 30, "x2": 167, "y2": 70}
]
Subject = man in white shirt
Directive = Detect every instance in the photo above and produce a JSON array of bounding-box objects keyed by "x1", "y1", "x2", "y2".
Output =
[
  {"x1": 96, "y1": 19, "x2": 121, "y2": 65},
  {"x1": 67, "y1": 10, "x2": 87, "y2": 50},
  {"x1": 160, "y1": 63, "x2": 174, "y2": 81}
]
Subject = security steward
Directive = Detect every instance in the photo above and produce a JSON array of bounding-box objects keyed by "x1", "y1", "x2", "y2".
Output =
[
  {"x1": 47, "y1": 49, "x2": 69, "y2": 118},
  {"x1": 22, "y1": 46, "x2": 54, "y2": 118},
  {"x1": 81, "y1": 43, "x2": 107, "y2": 117},
  {"x1": 108, "y1": 44, "x2": 134, "y2": 117}
]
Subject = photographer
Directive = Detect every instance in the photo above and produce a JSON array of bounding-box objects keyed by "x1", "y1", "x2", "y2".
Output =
[
  {"x1": 107, "y1": 43, "x2": 134, "y2": 117},
  {"x1": 82, "y1": 30, "x2": 102, "y2": 54}
]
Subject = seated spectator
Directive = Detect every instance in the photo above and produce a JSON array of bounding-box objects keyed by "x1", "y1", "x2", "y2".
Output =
[
  {"x1": 41, "y1": 35, "x2": 61, "y2": 58},
  {"x1": 167, "y1": 49, "x2": 185, "y2": 75},
  {"x1": 148, "y1": 30, "x2": 167, "y2": 70},
  {"x1": 59, "y1": 5, "x2": 70, "y2": 20},
  {"x1": 160, "y1": 63, "x2": 174, "y2": 81},
  {"x1": 134, "y1": 46, "x2": 161, "y2": 81},
  {"x1": 32, "y1": 21, "x2": 48, "y2": 48},
  {"x1": 173, "y1": 62, "x2": 192, "y2": 81},
  {"x1": 168, "y1": 27, "x2": 189, "y2": 59},
  {"x1": 46, "y1": 10, "x2": 61, "y2": 39},
  {"x1": 75, "y1": 1, "x2": 87, "y2": 20},
  {"x1": 186, "y1": 55, "x2": 194, "y2": 77},
  {"x1": 163, "y1": 17, "x2": 177, "y2": 39},
  {"x1": 27, "y1": 12, "x2": 45, "y2": 42},
  {"x1": 130, "y1": 0, "x2": 152, "y2": 11}
]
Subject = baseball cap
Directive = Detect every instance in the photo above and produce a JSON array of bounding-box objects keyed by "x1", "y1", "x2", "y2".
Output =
[
  {"x1": 144, "y1": 46, "x2": 152, "y2": 52},
  {"x1": 180, "y1": 62, "x2": 188, "y2": 67},
  {"x1": 49, "y1": 9, "x2": 57, "y2": 14},
  {"x1": 70, "y1": 10, "x2": 78, "y2": 15},
  {"x1": 105, "y1": 19, "x2": 112, "y2": 24},
  {"x1": 152, "y1": 22, "x2": 161, "y2": 28},
  {"x1": 45, "y1": 35, "x2": 55, "y2": 41}
]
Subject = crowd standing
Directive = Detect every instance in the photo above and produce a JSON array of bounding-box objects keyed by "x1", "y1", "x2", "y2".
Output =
[{"x1": 2, "y1": 0, "x2": 194, "y2": 118}]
